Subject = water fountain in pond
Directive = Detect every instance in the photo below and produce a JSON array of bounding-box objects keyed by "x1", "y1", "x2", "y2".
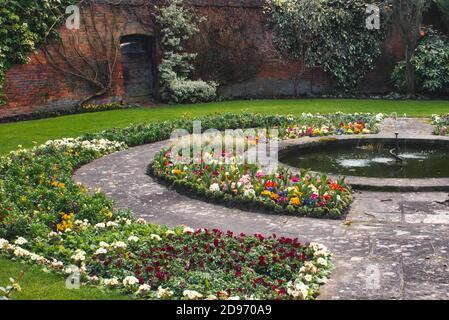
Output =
[{"x1": 279, "y1": 136, "x2": 449, "y2": 179}]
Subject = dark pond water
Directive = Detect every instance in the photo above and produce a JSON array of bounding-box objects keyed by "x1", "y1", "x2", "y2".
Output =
[{"x1": 280, "y1": 140, "x2": 449, "y2": 179}]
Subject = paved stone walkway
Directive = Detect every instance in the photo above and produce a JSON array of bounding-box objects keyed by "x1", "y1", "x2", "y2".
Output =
[{"x1": 74, "y1": 118, "x2": 449, "y2": 300}]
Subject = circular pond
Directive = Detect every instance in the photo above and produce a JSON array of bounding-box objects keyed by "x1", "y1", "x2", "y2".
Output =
[{"x1": 280, "y1": 138, "x2": 449, "y2": 179}]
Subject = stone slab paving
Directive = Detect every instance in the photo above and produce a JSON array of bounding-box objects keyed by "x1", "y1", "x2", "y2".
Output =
[{"x1": 73, "y1": 118, "x2": 449, "y2": 300}]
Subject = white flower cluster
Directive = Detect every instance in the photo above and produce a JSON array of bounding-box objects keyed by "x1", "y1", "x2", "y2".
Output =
[
  {"x1": 309, "y1": 243, "x2": 332, "y2": 258},
  {"x1": 104, "y1": 277, "x2": 119, "y2": 287},
  {"x1": 209, "y1": 183, "x2": 220, "y2": 192},
  {"x1": 111, "y1": 241, "x2": 127, "y2": 250},
  {"x1": 74, "y1": 219, "x2": 90, "y2": 230},
  {"x1": 71, "y1": 249, "x2": 86, "y2": 262},
  {"x1": 183, "y1": 290, "x2": 204, "y2": 300},
  {"x1": 156, "y1": 286, "x2": 174, "y2": 299},
  {"x1": 128, "y1": 235, "x2": 140, "y2": 243},
  {"x1": 41, "y1": 138, "x2": 126, "y2": 154},
  {"x1": 123, "y1": 276, "x2": 139, "y2": 287},
  {"x1": 183, "y1": 226, "x2": 195, "y2": 234},
  {"x1": 150, "y1": 234, "x2": 162, "y2": 241},
  {"x1": 14, "y1": 237, "x2": 28, "y2": 246},
  {"x1": 137, "y1": 284, "x2": 151, "y2": 295},
  {"x1": 94, "y1": 247, "x2": 108, "y2": 255},
  {"x1": 0, "y1": 239, "x2": 65, "y2": 271},
  {"x1": 286, "y1": 280, "x2": 310, "y2": 300}
]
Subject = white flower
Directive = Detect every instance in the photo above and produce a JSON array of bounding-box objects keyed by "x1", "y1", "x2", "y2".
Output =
[
  {"x1": 287, "y1": 281, "x2": 309, "y2": 300},
  {"x1": 300, "y1": 261, "x2": 318, "y2": 275},
  {"x1": 106, "y1": 221, "x2": 119, "y2": 228},
  {"x1": 304, "y1": 274, "x2": 313, "y2": 282},
  {"x1": 316, "y1": 257, "x2": 328, "y2": 267},
  {"x1": 156, "y1": 286, "x2": 174, "y2": 299},
  {"x1": 64, "y1": 265, "x2": 79, "y2": 275},
  {"x1": 74, "y1": 219, "x2": 90, "y2": 229},
  {"x1": 136, "y1": 218, "x2": 147, "y2": 225},
  {"x1": 112, "y1": 241, "x2": 127, "y2": 250},
  {"x1": 150, "y1": 234, "x2": 162, "y2": 241},
  {"x1": 165, "y1": 230, "x2": 176, "y2": 236},
  {"x1": 209, "y1": 183, "x2": 220, "y2": 192},
  {"x1": 14, "y1": 237, "x2": 28, "y2": 246},
  {"x1": 94, "y1": 223, "x2": 106, "y2": 229},
  {"x1": 137, "y1": 284, "x2": 151, "y2": 295},
  {"x1": 29, "y1": 253, "x2": 45, "y2": 262},
  {"x1": 48, "y1": 231, "x2": 60, "y2": 238},
  {"x1": 71, "y1": 249, "x2": 86, "y2": 262},
  {"x1": 243, "y1": 189, "x2": 256, "y2": 198},
  {"x1": 99, "y1": 241, "x2": 110, "y2": 248},
  {"x1": 128, "y1": 236, "x2": 140, "y2": 243},
  {"x1": 94, "y1": 248, "x2": 108, "y2": 255},
  {"x1": 13, "y1": 247, "x2": 31, "y2": 258},
  {"x1": 0, "y1": 239, "x2": 9, "y2": 249},
  {"x1": 375, "y1": 113, "x2": 384, "y2": 122},
  {"x1": 228, "y1": 296, "x2": 241, "y2": 300},
  {"x1": 310, "y1": 243, "x2": 331, "y2": 258},
  {"x1": 123, "y1": 276, "x2": 139, "y2": 287},
  {"x1": 51, "y1": 259, "x2": 64, "y2": 269},
  {"x1": 104, "y1": 277, "x2": 119, "y2": 287},
  {"x1": 183, "y1": 290, "x2": 204, "y2": 300},
  {"x1": 183, "y1": 226, "x2": 195, "y2": 234}
]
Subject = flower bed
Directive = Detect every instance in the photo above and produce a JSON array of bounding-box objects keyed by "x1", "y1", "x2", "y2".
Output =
[
  {"x1": 0, "y1": 112, "x2": 382, "y2": 299},
  {"x1": 149, "y1": 158, "x2": 352, "y2": 219},
  {"x1": 432, "y1": 114, "x2": 449, "y2": 135},
  {"x1": 148, "y1": 112, "x2": 382, "y2": 218}
]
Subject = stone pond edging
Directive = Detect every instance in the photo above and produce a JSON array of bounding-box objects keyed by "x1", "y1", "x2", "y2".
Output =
[{"x1": 278, "y1": 134, "x2": 449, "y2": 192}]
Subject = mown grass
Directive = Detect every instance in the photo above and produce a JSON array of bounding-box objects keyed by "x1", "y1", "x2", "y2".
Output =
[
  {"x1": 0, "y1": 99, "x2": 448, "y2": 154},
  {"x1": 0, "y1": 257, "x2": 131, "y2": 300}
]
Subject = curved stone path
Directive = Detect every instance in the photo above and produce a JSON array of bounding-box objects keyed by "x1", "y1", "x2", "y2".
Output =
[{"x1": 74, "y1": 118, "x2": 449, "y2": 300}]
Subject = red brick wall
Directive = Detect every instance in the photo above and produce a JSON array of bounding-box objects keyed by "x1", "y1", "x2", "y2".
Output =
[{"x1": 0, "y1": 0, "x2": 407, "y2": 118}]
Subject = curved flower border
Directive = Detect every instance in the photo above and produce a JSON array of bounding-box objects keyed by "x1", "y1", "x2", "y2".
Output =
[{"x1": 0, "y1": 112, "x2": 384, "y2": 300}]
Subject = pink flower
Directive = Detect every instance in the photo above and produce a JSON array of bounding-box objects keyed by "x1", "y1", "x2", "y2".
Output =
[{"x1": 256, "y1": 171, "x2": 265, "y2": 179}]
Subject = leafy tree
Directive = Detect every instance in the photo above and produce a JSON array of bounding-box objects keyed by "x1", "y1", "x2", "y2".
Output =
[
  {"x1": 392, "y1": 0, "x2": 431, "y2": 94},
  {"x1": 264, "y1": 0, "x2": 319, "y2": 96},
  {"x1": 308, "y1": 0, "x2": 391, "y2": 92}
]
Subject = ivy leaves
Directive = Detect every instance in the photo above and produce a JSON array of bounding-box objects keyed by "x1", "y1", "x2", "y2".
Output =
[
  {"x1": 0, "y1": 0, "x2": 74, "y2": 104},
  {"x1": 265, "y1": 0, "x2": 390, "y2": 92}
]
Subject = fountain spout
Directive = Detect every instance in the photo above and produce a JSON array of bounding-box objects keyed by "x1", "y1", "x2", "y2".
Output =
[{"x1": 390, "y1": 132, "x2": 403, "y2": 162}]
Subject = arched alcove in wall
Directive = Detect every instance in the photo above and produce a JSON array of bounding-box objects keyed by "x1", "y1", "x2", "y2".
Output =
[{"x1": 120, "y1": 34, "x2": 156, "y2": 102}]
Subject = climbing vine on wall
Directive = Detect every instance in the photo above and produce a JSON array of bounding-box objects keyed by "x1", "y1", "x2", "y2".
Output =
[
  {"x1": 265, "y1": 0, "x2": 392, "y2": 92},
  {"x1": 0, "y1": 0, "x2": 75, "y2": 105}
]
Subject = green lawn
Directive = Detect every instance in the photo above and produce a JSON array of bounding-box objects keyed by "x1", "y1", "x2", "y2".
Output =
[
  {"x1": 0, "y1": 257, "x2": 131, "y2": 300},
  {"x1": 0, "y1": 99, "x2": 448, "y2": 154}
]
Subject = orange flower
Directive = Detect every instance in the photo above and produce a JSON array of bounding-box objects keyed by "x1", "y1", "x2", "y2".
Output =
[
  {"x1": 289, "y1": 197, "x2": 301, "y2": 206},
  {"x1": 330, "y1": 182, "x2": 344, "y2": 192}
]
